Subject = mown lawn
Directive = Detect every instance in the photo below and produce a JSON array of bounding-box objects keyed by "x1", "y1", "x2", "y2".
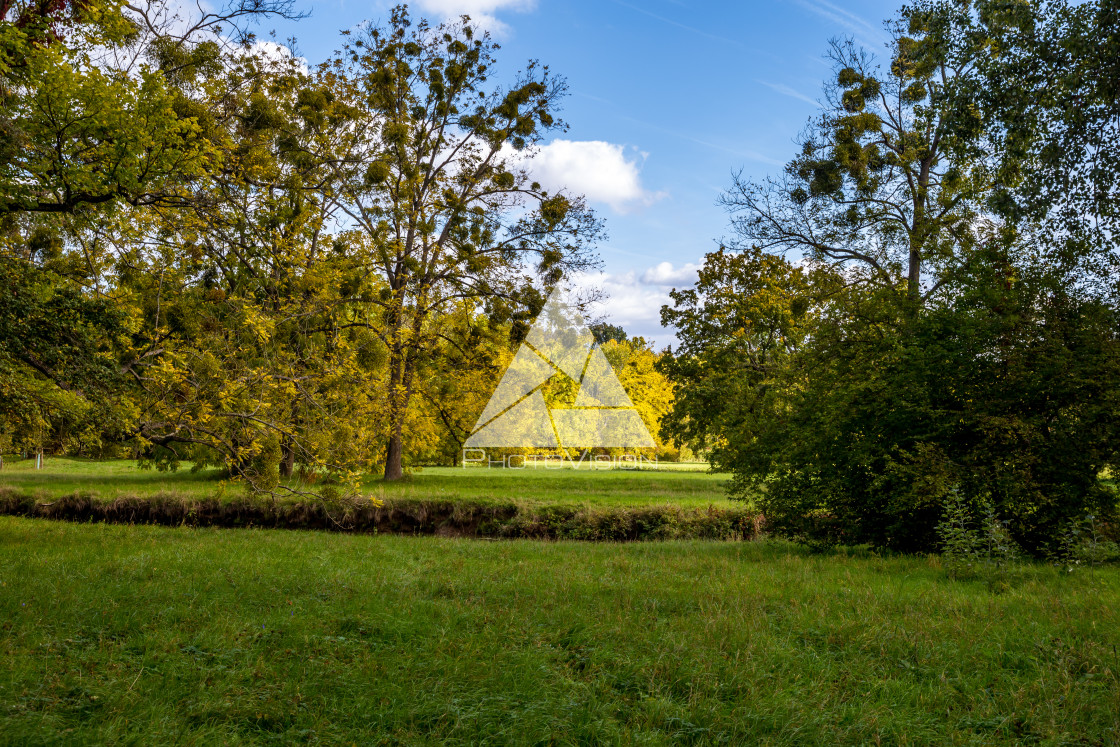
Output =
[
  {"x1": 1, "y1": 517, "x2": 1118, "y2": 744},
  {"x1": 0, "y1": 457, "x2": 728, "y2": 508}
]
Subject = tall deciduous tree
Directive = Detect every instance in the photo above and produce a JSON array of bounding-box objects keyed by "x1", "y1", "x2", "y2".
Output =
[
  {"x1": 600, "y1": 336, "x2": 678, "y2": 459},
  {"x1": 659, "y1": 247, "x2": 833, "y2": 471},
  {"x1": 722, "y1": 16, "x2": 989, "y2": 307},
  {"x1": 323, "y1": 8, "x2": 602, "y2": 479}
]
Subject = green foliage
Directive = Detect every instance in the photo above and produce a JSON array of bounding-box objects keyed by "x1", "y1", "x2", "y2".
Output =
[
  {"x1": 0, "y1": 1, "x2": 214, "y2": 217},
  {"x1": 0, "y1": 0, "x2": 336, "y2": 492},
  {"x1": 590, "y1": 322, "x2": 627, "y2": 344},
  {"x1": 938, "y1": 489, "x2": 1022, "y2": 590},
  {"x1": 658, "y1": 246, "x2": 831, "y2": 468},
  {"x1": 0, "y1": 258, "x2": 134, "y2": 455},
  {"x1": 711, "y1": 247, "x2": 1120, "y2": 554},
  {"x1": 937, "y1": 490, "x2": 986, "y2": 579},
  {"x1": 962, "y1": 0, "x2": 1120, "y2": 272},
  {"x1": 0, "y1": 1, "x2": 605, "y2": 492},
  {"x1": 663, "y1": 1, "x2": 1120, "y2": 556},
  {"x1": 1049, "y1": 513, "x2": 1120, "y2": 573},
  {"x1": 245, "y1": 432, "x2": 282, "y2": 493}
]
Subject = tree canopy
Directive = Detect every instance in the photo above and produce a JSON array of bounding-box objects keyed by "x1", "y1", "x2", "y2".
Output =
[{"x1": 0, "y1": 1, "x2": 631, "y2": 491}]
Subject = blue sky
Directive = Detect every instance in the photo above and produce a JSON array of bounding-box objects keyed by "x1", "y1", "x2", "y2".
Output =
[{"x1": 262, "y1": 0, "x2": 902, "y2": 345}]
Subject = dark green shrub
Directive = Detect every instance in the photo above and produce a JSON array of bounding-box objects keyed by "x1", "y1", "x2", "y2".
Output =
[{"x1": 937, "y1": 490, "x2": 1022, "y2": 590}]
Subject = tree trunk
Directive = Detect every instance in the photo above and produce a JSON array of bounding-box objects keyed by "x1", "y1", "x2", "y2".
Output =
[
  {"x1": 279, "y1": 398, "x2": 298, "y2": 478},
  {"x1": 909, "y1": 157, "x2": 931, "y2": 304},
  {"x1": 279, "y1": 437, "x2": 296, "y2": 478},
  {"x1": 384, "y1": 428, "x2": 404, "y2": 480},
  {"x1": 907, "y1": 247, "x2": 922, "y2": 302},
  {"x1": 381, "y1": 288, "x2": 422, "y2": 481},
  {"x1": 383, "y1": 344, "x2": 411, "y2": 481}
]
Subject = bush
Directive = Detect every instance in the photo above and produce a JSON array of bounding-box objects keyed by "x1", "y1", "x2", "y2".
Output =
[
  {"x1": 937, "y1": 490, "x2": 1021, "y2": 590},
  {"x1": 733, "y1": 262, "x2": 1120, "y2": 556},
  {"x1": 1048, "y1": 513, "x2": 1120, "y2": 573}
]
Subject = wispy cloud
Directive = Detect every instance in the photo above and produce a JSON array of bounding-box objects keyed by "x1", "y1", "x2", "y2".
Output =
[
  {"x1": 790, "y1": 0, "x2": 888, "y2": 47},
  {"x1": 609, "y1": 0, "x2": 753, "y2": 52},
  {"x1": 755, "y1": 80, "x2": 821, "y2": 108},
  {"x1": 669, "y1": 133, "x2": 785, "y2": 167}
]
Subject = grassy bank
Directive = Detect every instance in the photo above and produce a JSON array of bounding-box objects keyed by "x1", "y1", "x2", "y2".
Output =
[{"x1": 1, "y1": 517, "x2": 1118, "y2": 744}]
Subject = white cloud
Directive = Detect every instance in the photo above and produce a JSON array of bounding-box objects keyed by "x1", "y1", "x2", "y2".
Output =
[
  {"x1": 517, "y1": 139, "x2": 665, "y2": 214},
  {"x1": 640, "y1": 261, "x2": 700, "y2": 287},
  {"x1": 414, "y1": 0, "x2": 536, "y2": 36},
  {"x1": 578, "y1": 270, "x2": 667, "y2": 338},
  {"x1": 573, "y1": 261, "x2": 702, "y2": 346}
]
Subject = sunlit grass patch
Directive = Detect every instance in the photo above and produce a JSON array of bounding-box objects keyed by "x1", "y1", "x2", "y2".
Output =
[{"x1": 0, "y1": 458, "x2": 733, "y2": 508}]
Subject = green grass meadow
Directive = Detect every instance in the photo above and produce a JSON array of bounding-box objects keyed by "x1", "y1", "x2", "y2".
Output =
[
  {"x1": 0, "y1": 457, "x2": 727, "y2": 508},
  {"x1": 2, "y1": 516, "x2": 1119, "y2": 744},
  {"x1": 1, "y1": 461, "x2": 1118, "y2": 743}
]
